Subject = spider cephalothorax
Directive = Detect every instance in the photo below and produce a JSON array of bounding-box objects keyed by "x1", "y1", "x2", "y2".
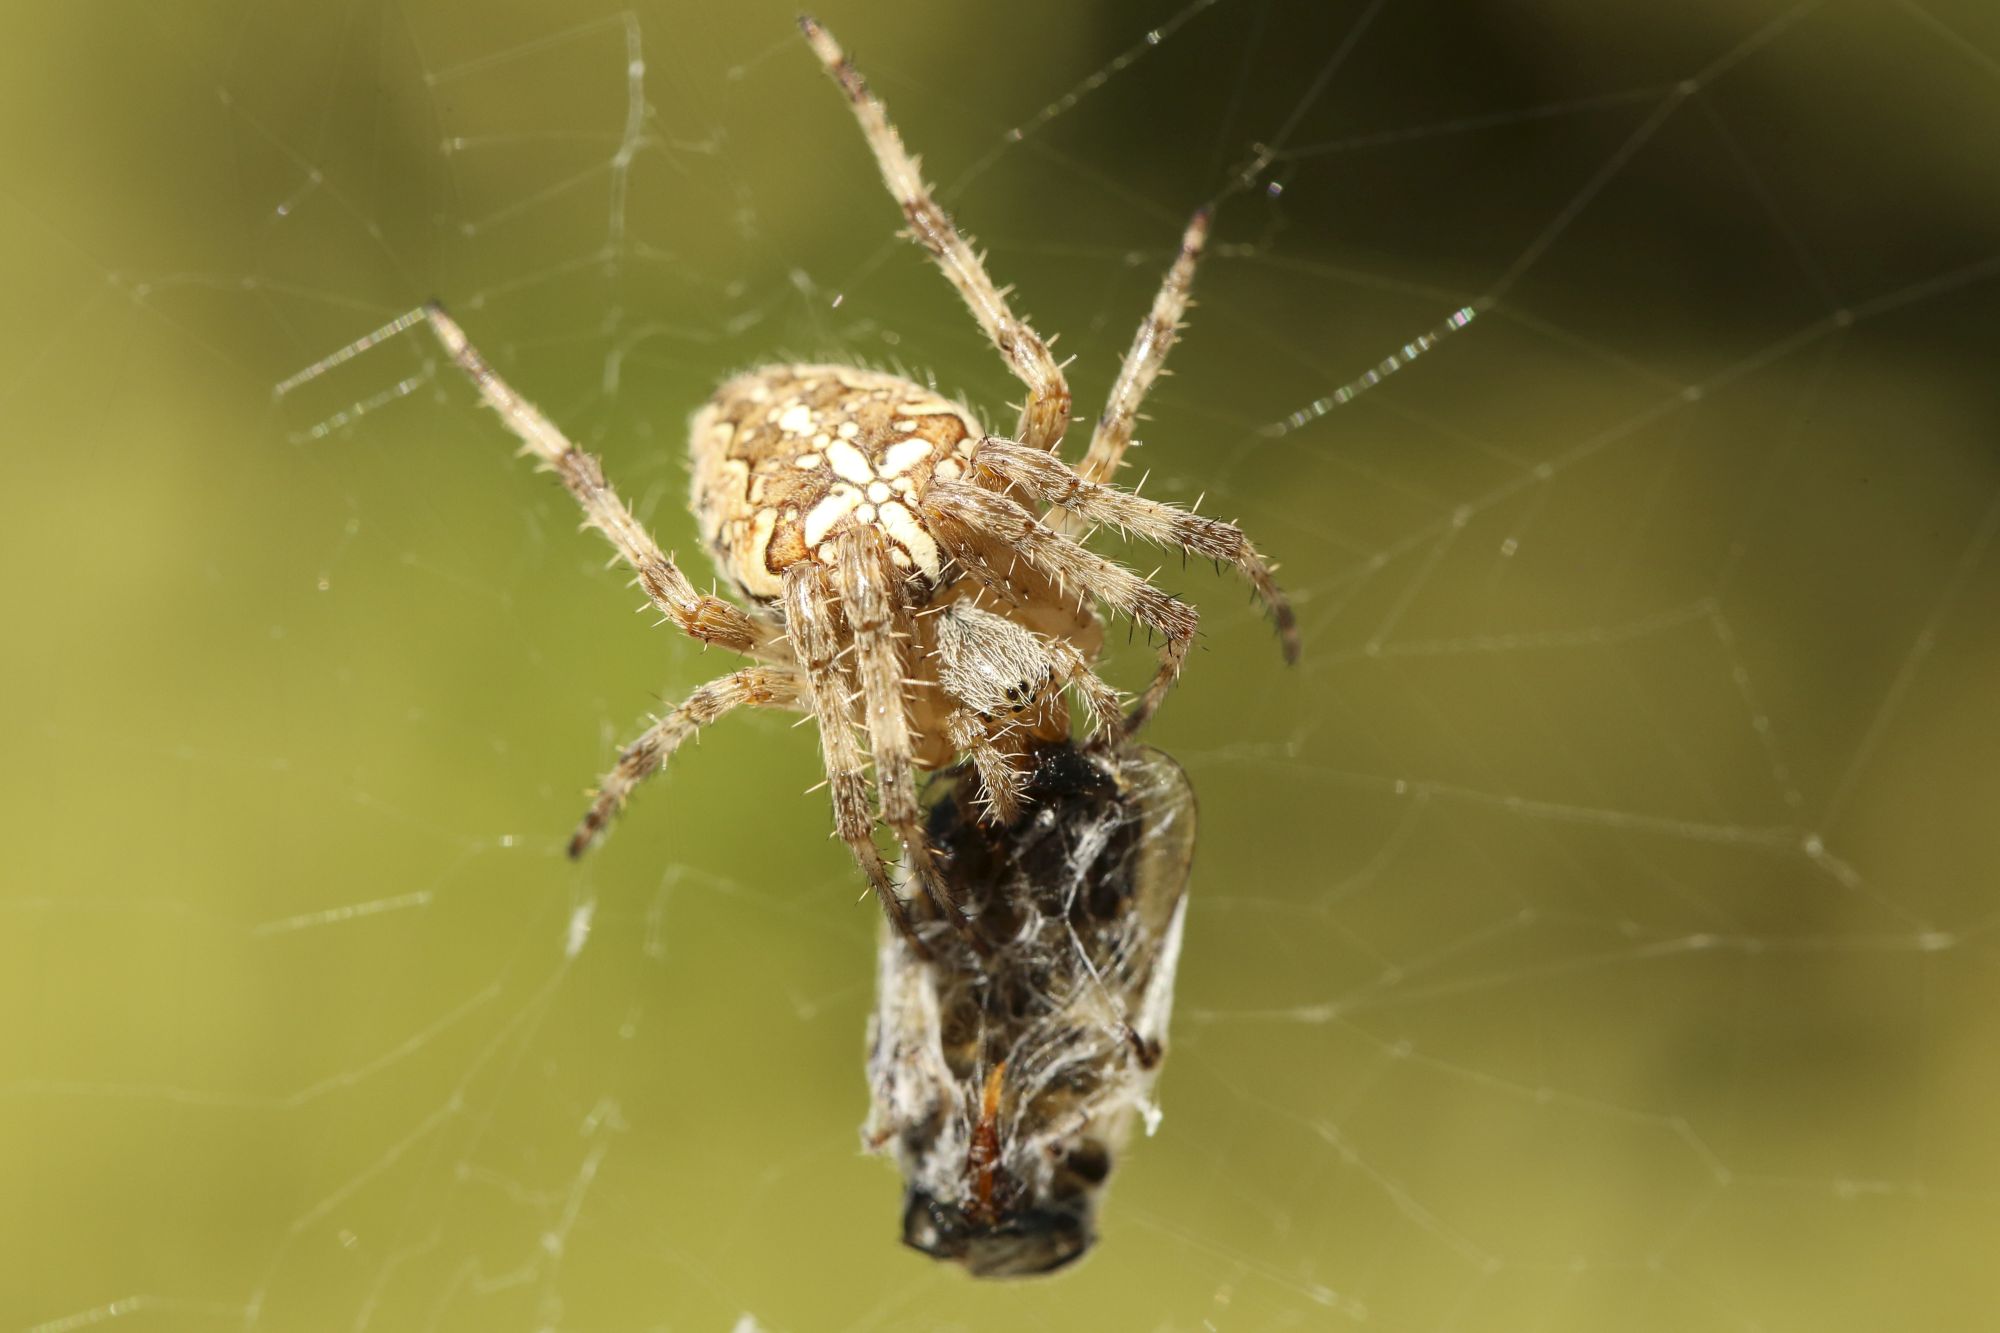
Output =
[{"x1": 298, "y1": 16, "x2": 1295, "y2": 949}]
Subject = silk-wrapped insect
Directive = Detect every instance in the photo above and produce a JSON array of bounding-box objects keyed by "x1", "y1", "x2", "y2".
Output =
[{"x1": 862, "y1": 741, "x2": 1197, "y2": 1277}]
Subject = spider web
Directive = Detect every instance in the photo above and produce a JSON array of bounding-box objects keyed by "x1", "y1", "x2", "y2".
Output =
[{"x1": 5, "y1": 0, "x2": 2000, "y2": 1328}]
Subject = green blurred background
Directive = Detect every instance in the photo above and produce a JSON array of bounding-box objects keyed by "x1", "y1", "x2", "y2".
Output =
[{"x1": 4, "y1": 0, "x2": 1999, "y2": 1328}]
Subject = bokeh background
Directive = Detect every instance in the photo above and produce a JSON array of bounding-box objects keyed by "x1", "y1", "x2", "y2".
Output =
[{"x1": 4, "y1": 0, "x2": 1999, "y2": 1329}]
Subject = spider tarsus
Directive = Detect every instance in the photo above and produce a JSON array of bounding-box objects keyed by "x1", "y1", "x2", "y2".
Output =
[{"x1": 1275, "y1": 606, "x2": 1302, "y2": 664}]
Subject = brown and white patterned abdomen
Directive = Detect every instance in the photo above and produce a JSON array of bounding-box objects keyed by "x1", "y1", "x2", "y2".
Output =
[{"x1": 688, "y1": 364, "x2": 983, "y2": 602}]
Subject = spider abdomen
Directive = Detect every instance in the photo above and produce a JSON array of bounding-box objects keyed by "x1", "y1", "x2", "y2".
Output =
[{"x1": 690, "y1": 364, "x2": 982, "y2": 602}]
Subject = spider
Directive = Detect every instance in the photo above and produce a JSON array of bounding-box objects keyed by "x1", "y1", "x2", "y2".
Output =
[{"x1": 288, "y1": 16, "x2": 1295, "y2": 950}]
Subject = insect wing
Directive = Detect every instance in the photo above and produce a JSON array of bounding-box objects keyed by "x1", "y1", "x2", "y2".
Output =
[{"x1": 1087, "y1": 746, "x2": 1197, "y2": 1066}]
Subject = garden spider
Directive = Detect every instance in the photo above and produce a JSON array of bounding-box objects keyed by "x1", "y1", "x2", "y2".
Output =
[{"x1": 287, "y1": 16, "x2": 1295, "y2": 951}]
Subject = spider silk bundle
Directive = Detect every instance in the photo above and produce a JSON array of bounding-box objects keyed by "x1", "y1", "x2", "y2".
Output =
[{"x1": 864, "y1": 741, "x2": 1197, "y2": 1277}]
